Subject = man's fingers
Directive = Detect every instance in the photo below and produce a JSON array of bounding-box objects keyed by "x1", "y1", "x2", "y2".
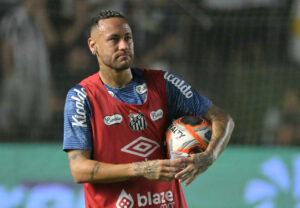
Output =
[
  {"x1": 174, "y1": 167, "x2": 191, "y2": 180},
  {"x1": 165, "y1": 166, "x2": 181, "y2": 173},
  {"x1": 183, "y1": 175, "x2": 196, "y2": 186}
]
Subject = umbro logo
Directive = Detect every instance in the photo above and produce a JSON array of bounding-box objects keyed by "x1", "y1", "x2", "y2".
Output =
[{"x1": 121, "y1": 137, "x2": 160, "y2": 157}]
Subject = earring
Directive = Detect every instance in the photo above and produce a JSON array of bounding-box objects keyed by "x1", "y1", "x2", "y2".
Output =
[{"x1": 91, "y1": 50, "x2": 96, "y2": 55}]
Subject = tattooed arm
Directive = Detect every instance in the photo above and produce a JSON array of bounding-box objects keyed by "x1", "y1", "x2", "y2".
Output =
[
  {"x1": 67, "y1": 150, "x2": 184, "y2": 183},
  {"x1": 175, "y1": 104, "x2": 235, "y2": 186}
]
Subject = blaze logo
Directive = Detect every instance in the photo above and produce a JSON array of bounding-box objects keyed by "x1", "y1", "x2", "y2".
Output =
[
  {"x1": 116, "y1": 189, "x2": 134, "y2": 208},
  {"x1": 116, "y1": 189, "x2": 176, "y2": 208}
]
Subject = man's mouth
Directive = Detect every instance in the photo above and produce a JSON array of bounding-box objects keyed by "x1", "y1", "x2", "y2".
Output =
[{"x1": 117, "y1": 54, "x2": 130, "y2": 60}]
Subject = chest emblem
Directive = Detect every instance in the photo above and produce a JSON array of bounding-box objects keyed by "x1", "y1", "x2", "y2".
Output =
[
  {"x1": 121, "y1": 137, "x2": 160, "y2": 158},
  {"x1": 150, "y1": 109, "x2": 163, "y2": 121},
  {"x1": 136, "y1": 83, "x2": 147, "y2": 94},
  {"x1": 104, "y1": 114, "x2": 123, "y2": 126},
  {"x1": 129, "y1": 113, "x2": 147, "y2": 131}
]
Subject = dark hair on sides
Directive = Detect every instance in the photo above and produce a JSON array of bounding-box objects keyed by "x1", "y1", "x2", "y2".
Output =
[{"x1": 89, "y1": 10, "x2": 126, "y2": 35}]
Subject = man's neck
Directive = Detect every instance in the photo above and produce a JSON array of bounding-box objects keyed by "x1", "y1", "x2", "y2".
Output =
[{"x1": 99, "y1": 67, "x2": 133, "y2": 88}]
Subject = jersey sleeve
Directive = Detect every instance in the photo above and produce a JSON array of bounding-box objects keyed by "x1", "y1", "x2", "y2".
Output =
[
  {"x1": 164, "y1": 71, "x2": 212, "y2": 120},
  {"x1": 63, "y1": 85, "x2": 93, "y2": 151}
]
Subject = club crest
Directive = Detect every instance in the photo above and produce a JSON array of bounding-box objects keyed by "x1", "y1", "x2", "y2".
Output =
[{"x1": 129, "y1": 113, "x2": 147, "y2": 131}]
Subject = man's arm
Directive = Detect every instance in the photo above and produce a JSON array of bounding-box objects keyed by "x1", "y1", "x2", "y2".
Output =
[
  {"x1": 67, "y1": 149, "x2": 185, "y2": 184},
  {"x1": 203, "y1": 104, "x2": 235, "y2": 160},
  {"x1": 175, "y1": 104, "x2": 234, "y2": 186}
]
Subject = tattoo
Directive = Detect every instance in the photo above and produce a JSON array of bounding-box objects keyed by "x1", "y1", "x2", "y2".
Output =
[
  {"x1": 70, "y1": 152, "x2": 82, "y2": 161},
  {"x1": 210, "y1": 106, "x2": 219, "y2": 118},
  {"x1": 144, "y1": 161, "x2": 159, "y2": 178},
  {"x1": 134, "y1": 162, "x2": 143, "y2": 177},
  {"x1": 165, "y1": 161, "x2": 170, "y2": 167},
  {"x1": 134, "y1": 160, "x2": 160, "y2": 178},
  {"x1": 90, "y1": 162, "x2": 100, "y2": 180}
]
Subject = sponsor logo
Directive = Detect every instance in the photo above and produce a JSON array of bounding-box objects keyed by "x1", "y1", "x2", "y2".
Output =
[
  {"x1": 136, "y1": 83, "x2": 147, "y2": 94},
  {"x1": 116, "y1": 189, "x2": 134, "y2": 208},
  {"x1": 121, "y1": 137, "x2": 160, "y2": 157},
  {"x1": 164, "y1": 72, "x2": 193, "y2": 99},
  {"x1": 168, "y1": 124, "x2": 186, "y2": 139},
  {"x1": 104, "y1": 114, "x2": 123, "y2": 126},
  {"x1": 129, "y1": 113, "x2": 147, "y2": 131},
  {"x1": 71, "y1": 88, "x2": 88, "y2": 127},
  {"x1": 116, "y1": 189, "x2": 176, "y2": 208},
  {"x1": 108, "y1": 90, "x2": 115, "y2": 97},
  {"x1": 150, "y1": 109, "x2": 163, "y2": 121}
]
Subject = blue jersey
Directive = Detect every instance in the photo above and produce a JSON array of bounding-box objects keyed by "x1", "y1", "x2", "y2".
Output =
[{"x1": 63, "y1": 68, "x2": 212, "y2": 151}]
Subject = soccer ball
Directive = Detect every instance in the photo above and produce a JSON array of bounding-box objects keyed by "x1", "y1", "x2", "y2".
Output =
[{"x1": 166, "y1": 116, "x2": 212, "y2": 159}]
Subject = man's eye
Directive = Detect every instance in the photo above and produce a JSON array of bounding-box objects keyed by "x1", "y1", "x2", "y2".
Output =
[
  {"x1": 125, "y1": 36, "x2": 132, "y2": 41},
  {"x1": 109, "y1": 37, "x2": 118, "y2": 42}
]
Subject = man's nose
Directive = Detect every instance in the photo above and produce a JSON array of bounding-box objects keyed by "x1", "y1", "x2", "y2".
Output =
[{"x1": 118, "y1": 39, "x2": 129, "y2": 50}]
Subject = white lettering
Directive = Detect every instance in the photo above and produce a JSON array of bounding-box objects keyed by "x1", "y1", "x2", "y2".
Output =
[
  {"x1": 71, "y1": 116, "x2": 87, "y2": 127},
  {"x1": 136, "y1": 190, "x2": 175, "y2": 207},
  {"x1": 74, "y1": 88, "x2": 86, "y2": 101},
  {"x1": 165, "y1": 191, "x2": 173, "y2": 202},
  {"x1": 147, "y1": 192, "x2": 152, "y2": 205},
  {"x1": 160, "y1": 192, "x2": 166, "y2": 203},
  {"x1": 104, "y1": 114, "x2": 123, "y2": 126},
  {"x1": 164, "y1": 72, "x2": 194, "y2": 99},
  {"x1": 171, "y1": 77, "x2": 180, "y2": 86},
  {"x1": 71, "y1": 88, "x2": 88, "y2": 127},
  {"x1": 169, "y1": 125, "x2": 186, "y2": 138},
  {"x1": 137, "y1": 193, "x2": 147, "y2": 207},
  {"x1": 150, "y1": 109, "x2": 163, "y2": 121},
  {"x1": 75, "y1": 102, "x2": 84, "y2": 110},
  {"x1": 153, "y1": 193, "x2": 160, "y2": 205}
]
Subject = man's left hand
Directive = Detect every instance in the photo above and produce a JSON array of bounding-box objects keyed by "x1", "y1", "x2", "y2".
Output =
[{"x1": 174, "y1": 151, "x2": 215, "y2": 186}]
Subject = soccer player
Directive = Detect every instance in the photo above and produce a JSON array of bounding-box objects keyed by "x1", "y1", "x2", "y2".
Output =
[{"x1": 63, "y1": 10, "x2": 234, "y2": 208}]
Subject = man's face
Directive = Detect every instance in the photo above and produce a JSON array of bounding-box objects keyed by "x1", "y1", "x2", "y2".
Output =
[{"x1": 90, "y1": 17, "x2": 134, "y2": 71}]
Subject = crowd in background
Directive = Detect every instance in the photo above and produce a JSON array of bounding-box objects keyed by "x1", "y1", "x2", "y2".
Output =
[{"x1": 0, "y1": 0, "x2": 299, "y2": 146}]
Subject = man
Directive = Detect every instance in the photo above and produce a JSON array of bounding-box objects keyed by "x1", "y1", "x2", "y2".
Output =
[{"x1": 63, "y1": 10, "x2": 234, "y2": 208}]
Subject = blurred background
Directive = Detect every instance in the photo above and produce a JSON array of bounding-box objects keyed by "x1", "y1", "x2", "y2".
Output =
[{"x1": 0, "y1": 0, "x2": 299, "y2": 207}]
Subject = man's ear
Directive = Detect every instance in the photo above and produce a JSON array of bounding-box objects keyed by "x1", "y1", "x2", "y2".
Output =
[{"x1": 88, "y1": 38, "x2": 97, "y2": 55}]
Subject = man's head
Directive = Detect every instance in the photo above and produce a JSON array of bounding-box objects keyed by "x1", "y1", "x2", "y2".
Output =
[{"x1": 88, "y1": 10, "x2": 134, "y2": 71}]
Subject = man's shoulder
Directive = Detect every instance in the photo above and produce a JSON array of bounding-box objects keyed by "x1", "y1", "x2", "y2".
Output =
[
  {"x1": 78, "y1": 73, "x2": 99, "y2": 87},
  {"x1": 133, "y1": 67, "x2": 166, "y2": 79}
]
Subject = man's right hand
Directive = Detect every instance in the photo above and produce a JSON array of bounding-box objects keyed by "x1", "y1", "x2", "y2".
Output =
[{"x1": 133, "y1": 158, "x2": 186, "y2": 181}]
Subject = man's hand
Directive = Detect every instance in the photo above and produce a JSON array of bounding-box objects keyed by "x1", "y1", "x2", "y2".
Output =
[
  {"x1": 134, "y1": 159, "x2": 186, "y2": 182},
  {"x1": 174, "y1": 151, "x2": 215, "y2": 186}
]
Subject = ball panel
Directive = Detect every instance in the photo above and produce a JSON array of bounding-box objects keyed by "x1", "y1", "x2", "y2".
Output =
[{"x1": 166, "y1": 116, "x2": 212, "y2": 159}]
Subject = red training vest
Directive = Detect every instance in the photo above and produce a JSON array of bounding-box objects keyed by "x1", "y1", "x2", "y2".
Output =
[{"x1": 79, "y1": 68, "x2": 187, "y2": 208}]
